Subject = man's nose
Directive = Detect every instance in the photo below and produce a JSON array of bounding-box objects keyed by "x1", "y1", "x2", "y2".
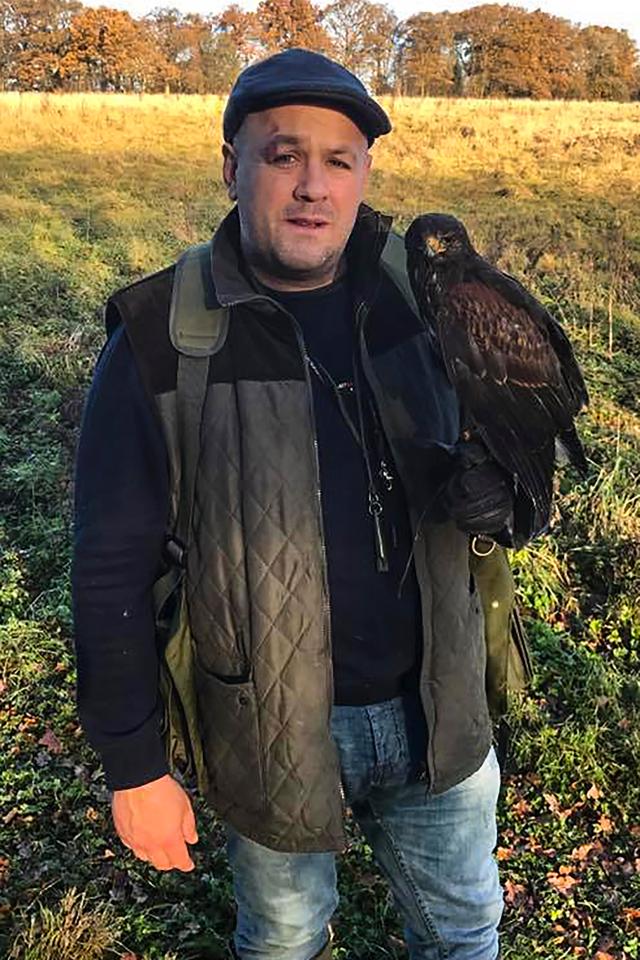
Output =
[{"x1": 293, "y1": 158, "x2": 328, "y2": 203}]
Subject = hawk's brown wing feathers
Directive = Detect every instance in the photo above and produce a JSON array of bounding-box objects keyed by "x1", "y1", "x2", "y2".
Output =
[
  {"x1": 474, "y1": 259, "x2": 588, "y2": 413},
  {"x1": 439, "y1": 276, "x2": 580, "y2": 529},
  {"x1": 405, "y1": 214, "x2": 588, "y2": 542},
  {"x1": 448, "y1": 280, "x2": 562, "y2": 390}
]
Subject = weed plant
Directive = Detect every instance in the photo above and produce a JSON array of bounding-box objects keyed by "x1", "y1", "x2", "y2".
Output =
[{"x1": 1, "y1": 94, "x2": 639, "y2": 960}]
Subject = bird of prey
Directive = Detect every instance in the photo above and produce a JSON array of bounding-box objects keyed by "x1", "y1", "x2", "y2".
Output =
[{"x1": 404, "y1": 212, "x2": 588, "y2": 544}]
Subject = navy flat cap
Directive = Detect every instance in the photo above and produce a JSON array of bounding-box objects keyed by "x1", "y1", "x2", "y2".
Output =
[{"x1": 223, "y1": 48, "x2": 392, "y2": 145}]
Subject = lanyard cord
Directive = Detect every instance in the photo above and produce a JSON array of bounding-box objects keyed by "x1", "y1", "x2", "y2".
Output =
[
  {"x1": 307, "y1": 352, "x2": 390, "y2": 573},
  {"x1": 307, "y1": 356, "x2": 363, "y2": 451}
]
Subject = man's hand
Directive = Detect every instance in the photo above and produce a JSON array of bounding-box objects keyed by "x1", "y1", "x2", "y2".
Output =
[
  {"x1": 445, "y1": 438, "x2": 515, "y2": 544},
  {"x1": 112, "y1": 773, "x2": 198, "y2": 872}
]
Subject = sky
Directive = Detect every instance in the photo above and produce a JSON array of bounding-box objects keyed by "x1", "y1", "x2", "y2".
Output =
[{"x1": 104, "y1": 0, "x2": 640, "y2": 48}]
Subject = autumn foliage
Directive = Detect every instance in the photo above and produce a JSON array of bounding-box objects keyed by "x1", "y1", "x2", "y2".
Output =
[{"x1": 0, "y1": 0, "x2": 638, "y2": 98}]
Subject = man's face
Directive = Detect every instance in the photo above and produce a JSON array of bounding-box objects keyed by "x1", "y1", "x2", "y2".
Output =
[{"x1": 222, "y1": 104, "x2": 372, "y2": 291}]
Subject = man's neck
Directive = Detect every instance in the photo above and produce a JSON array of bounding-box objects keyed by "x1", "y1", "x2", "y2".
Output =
[{"x1": 248, "y1": 255, "x2": 347, "y2": 294}]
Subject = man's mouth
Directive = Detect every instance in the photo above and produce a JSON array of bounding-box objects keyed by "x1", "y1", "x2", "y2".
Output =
[{"x1": 286, "y1": 218, "x2": 330, "y2": 230}]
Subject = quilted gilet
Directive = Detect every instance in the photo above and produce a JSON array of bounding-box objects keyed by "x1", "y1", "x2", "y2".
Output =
[{"x1": 111, "y1": 205, "x2": 494, "y2": 852}]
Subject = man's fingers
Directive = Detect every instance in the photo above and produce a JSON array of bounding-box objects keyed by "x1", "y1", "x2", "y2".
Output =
[
  {"x1": 148, "y1": 848, "x2": 173, "y2": 871},
  {"x1": 130, "y1": 841, "x2": 193, "y2": 872},
  {"x1": 164, "y1": 841, "x2": 195, "y2": 872},
  {"x1": 117, "y1": 826, "x2": 195, "y2": 871},
  {"x1": 182, "y1": 806, "x2": 199, "y2": 845},
  {"x1": 130, "y1": 844, "x2": 151, "y2": 863}
]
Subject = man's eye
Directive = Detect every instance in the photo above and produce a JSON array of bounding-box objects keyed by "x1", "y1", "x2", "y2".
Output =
[
  {"x1": 329, "y1": 158, "x2": 350, "y2": 169},
  {"x1": 272, "y1": 153, "x2": 296, "y2": 166}
]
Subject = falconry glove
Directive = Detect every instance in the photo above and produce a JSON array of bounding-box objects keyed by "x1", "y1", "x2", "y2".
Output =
[{"x1": 445, "y1": 439, "x2": 515, "y2": 545}]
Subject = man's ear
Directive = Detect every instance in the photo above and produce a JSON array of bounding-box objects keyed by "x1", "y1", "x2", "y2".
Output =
[
  {"x1": 222, "y1": 142, "x2": 238, "y2": 201},
  {"x1": 363, "y1": 150, "x2": 372, "y2": 184}
]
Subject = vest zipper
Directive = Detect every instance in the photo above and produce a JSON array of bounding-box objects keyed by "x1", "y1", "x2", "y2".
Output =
[
  {"x1": 294, "y1": 320, "x2": 344, "y2": 821},
  {"x1": 269, "y1": 304, "x2": 342, "y2": 827},
  {"x1": 237, "y1": 297, "x2": 334, "y2": 711},
  {"x1": 294, "y1": 328, "x2": 332, "y2": 687}
]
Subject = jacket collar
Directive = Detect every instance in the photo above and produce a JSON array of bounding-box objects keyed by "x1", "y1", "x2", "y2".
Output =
[{"x1": 209, "y1": 203, "x2": 393, "y2": 309}]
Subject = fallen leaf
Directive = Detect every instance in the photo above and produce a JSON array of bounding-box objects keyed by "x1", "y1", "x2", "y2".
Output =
[
  {"x1": 2, "y1": 808, "x2": 19, "y2": 825},
  {"x1": 504, "y1": 878, "x2": 527, "y2": 906},
  {"x1": 38, "y1": 729, "x2": 62, "y2": 754},
  {"x1": 511, "y1": 797, "x2": 531, "y2": 817},
  {"x1": 547, "y1": 870, "x2": 580, "y2": 894},
  {"x1": 496, "y1": 847, "x2": 514, "y2": 861},
  {"x1": 596, "y1": 814, "x2": 615, "y2": 834},
  {"x1": 587, "y1": 783, "x2": 602, "y2": 801},
  {"x1": 571, "y1": 841, "x2": 603, "y2": 862}
]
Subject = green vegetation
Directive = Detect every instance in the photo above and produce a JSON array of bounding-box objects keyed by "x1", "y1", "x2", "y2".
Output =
[{"x1": 1, "y1": 94, "x2": 639, "y2": 960}]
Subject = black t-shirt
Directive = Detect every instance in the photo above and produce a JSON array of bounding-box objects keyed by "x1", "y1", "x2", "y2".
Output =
[{"x1": 268, "y1": 276, "x2": 423, "y2": 705}]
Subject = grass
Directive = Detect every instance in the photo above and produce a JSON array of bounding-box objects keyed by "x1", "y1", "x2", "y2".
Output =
[
  {"x1": 1, "y1": 92, "x2": 639, "y2": 959},
  {"x1": 7, "y1": 888, "x2": 120, "y2": 960}
]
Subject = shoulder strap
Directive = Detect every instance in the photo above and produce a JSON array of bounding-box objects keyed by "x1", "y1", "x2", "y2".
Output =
[
  {"x1": 169, "y1": 240, "x2": 230, "y2": 358},
  {"x1": 165, "y1": 239, "x2": 230, "y2": 560},
  {"x1": 170, "y1": 354, "x2": 210, "y2": 560},
  {"x1": 379, "y1": 230, "x2": 421, "y2": 320}
]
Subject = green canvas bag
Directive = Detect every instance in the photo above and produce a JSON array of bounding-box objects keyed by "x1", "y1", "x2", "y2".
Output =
[{"x1": 469, "y1": 540, "x2": 533, "y2": 719}]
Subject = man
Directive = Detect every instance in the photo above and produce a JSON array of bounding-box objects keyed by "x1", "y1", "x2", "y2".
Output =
[{"x1": 73, "y1": 49, "x2": 517, "y2": 960}]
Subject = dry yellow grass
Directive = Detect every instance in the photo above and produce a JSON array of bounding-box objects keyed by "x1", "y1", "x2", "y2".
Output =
[
  {"x1": 2, "y1": 92, "x2": 639, "y2": 208},
  {"x1": 2, "y1": 91, "x2": 638, "y2": 285},
  {"x1": 7, "y1": 888, "x2": 119, "y2": 960}
]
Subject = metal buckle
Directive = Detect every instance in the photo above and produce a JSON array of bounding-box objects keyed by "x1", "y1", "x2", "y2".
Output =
[{"x1": 471, "y1": 535, "x2": 497, "y2": 557}]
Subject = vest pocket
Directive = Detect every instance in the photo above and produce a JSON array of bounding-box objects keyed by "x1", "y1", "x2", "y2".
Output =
[{"x1": 194, "y1": 660, "x2": 266, "y2": 815}]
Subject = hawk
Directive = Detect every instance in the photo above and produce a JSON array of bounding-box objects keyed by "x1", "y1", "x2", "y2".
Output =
[{"x1": 404, "y1": 212, "x2": 588, "y2": 544}]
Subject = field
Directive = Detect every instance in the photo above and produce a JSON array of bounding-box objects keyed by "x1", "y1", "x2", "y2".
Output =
[{"x1": 1, "y1": 92, "x2": 640, "y2": 959}]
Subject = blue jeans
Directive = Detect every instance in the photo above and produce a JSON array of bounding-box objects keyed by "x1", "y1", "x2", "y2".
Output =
[{"x1": 227, "y1": 694, "x2": 503, "y2": 959}]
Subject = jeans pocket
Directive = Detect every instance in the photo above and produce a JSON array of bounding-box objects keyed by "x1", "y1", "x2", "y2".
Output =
[
  {"x1": 452, "y1": 745, "x2": 501, "y2": 802},
  {"x1": 194, "y1": 661, "x2": 266, "y2": 815}
]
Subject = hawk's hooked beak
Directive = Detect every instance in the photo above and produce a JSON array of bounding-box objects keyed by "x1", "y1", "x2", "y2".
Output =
[{"x1": 424, "y1": 234, "x2": 447, "y2": 257}]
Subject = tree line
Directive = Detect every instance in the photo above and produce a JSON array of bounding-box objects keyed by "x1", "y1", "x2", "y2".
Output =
[{"x1": 1, "y1": 0, "x2": 638, "y2": 99}]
